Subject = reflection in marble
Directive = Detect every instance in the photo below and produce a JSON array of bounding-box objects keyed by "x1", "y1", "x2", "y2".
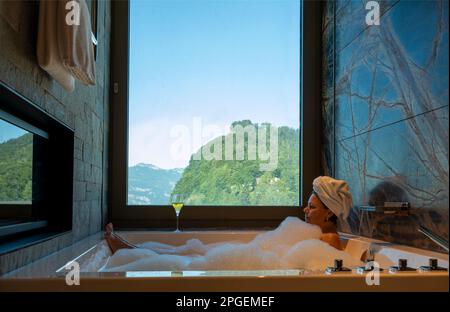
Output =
[
  {"x1": 335, "y1": 0, "x2": 399, "y2": 52},
  {"x1": 335, "y1": 0, "x2": 449, "y2": 140},
  {"x1": 336, "y1": 107, "x2": 449, "y2": 251},
  {"x1": 323, "y1": 0, "x2": 449, "y2": 252}
]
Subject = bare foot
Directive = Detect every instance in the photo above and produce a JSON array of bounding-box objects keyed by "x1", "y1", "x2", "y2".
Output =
[
  {"x1": 104, "y1": 223, "x2": 114, "y2": 240},
  {"x1": 104, "y1": 223, "x2": 135, "y2": 254}
]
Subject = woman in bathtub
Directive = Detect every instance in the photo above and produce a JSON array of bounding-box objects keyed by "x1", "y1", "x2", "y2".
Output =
[{"x1": 104, "y1": 176, "x2": 353, "y2": 253}]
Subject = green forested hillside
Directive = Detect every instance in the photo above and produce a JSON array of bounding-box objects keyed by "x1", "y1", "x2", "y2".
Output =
[
  {"x1": 172, "y1": 121, "x2": 299, "y2": 206},
  {"x1": 0, "y1": 123, "x2": 300, "y2": 205},
  {"x1": 0, "y1": 133, "x2": 33, "y2": 202}
]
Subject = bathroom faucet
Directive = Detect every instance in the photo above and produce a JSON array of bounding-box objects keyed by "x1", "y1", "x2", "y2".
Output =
[
  {"x1": 418, "y1": 226, "x2": 449, "y2": 253},
  {"x1": 361, "y1": 242, "x2": 392, "y2": 262}
]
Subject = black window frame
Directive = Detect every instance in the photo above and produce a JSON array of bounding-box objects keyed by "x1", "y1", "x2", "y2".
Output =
[
  {"x1": 109, "y1": 0, "x2": 323, "y2": 229},
  {"x1": 0, "y1": 83, "x2": 74, "y2": 254}
]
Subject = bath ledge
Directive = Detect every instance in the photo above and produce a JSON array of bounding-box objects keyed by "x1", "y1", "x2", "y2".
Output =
[
  {"x1": 2, "y1": 230, "x2": 448, "y2": 279},
  {"x1": 1, "y1": 231, "x2": 104, "y2": 278}
]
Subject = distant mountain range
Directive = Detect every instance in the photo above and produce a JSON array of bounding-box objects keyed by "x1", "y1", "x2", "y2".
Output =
[{"x1": 128, "y1": 163, "x2": 183, "y2": 205}]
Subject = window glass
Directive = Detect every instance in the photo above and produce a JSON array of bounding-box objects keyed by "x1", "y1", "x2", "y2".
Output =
[
  {"x1": 0, "y1": 118, "x2": 33, "y2": 204},
  {"x1": 128, "y1": 0, "x2": 300, "y2": 206}
]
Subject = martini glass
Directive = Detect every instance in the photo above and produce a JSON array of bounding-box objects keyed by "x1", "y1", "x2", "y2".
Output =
[{"x1": 171, "y1": 193, "x2": 185, "y2": 232}]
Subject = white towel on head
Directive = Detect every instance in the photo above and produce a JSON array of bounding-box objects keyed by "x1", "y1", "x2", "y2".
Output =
[{"x1": 312, "y1": 176, "x2": 353, "y2": 220}]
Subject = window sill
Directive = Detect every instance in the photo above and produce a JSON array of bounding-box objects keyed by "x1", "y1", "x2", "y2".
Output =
[
  {"x1": 0, "y1": 229, "x2": 70, "y2": 256},
  {"x1": 0, "y1": 220, "x2": 48, "y2": 237}
]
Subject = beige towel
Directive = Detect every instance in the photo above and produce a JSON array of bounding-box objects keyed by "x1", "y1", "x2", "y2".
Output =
[
  {"x1": 57, "y1": 0, "x2": 96, "y2": 86},
  {"x1": 37, "y1": 0, "x2": 75, "y2": 92}
]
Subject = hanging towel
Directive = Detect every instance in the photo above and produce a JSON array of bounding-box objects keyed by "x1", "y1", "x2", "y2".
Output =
[
  {"x1": 37, "y1": 0, "x2": 75, "y2": 92},
  {"x1": 57, "y1": 0, "x2": 96, "y2": 86}
]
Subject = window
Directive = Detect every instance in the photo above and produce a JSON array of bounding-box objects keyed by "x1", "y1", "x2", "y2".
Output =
[
  {"x1": 110, "y1": 0, "x2": 323, "y2": 228},
  {"x1": 0, "y1": 109, "x2": 49, "y2": 238},
  {"x1": 0, "y1": 83, "x2": 74, "y2": 253},
  {"x1": 127, "y1": 0, "x2": 300, "y2": 207}
]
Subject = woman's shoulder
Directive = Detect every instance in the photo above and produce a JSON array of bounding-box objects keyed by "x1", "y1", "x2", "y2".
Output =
[{"x1": 320, "y1": 233, "x2": 343, "y2": 250}]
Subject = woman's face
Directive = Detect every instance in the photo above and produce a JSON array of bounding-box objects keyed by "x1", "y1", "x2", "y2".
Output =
[{"x1": 303, "y1": 194, "x2": 332, "y2": 227}]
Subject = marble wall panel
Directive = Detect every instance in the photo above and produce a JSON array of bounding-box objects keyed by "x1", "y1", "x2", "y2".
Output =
[{"x1": 323, "y1": 0, "x2": 449, "y2": 251}]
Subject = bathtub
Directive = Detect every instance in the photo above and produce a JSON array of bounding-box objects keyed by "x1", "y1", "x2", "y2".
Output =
[{"x1": 0, "y1": 230, "x2": 448, "y2": 291}]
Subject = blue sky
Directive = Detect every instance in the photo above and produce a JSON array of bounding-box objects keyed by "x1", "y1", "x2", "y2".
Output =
[
  {"x1": 1, "y1": 1, "x2": 300, "y2": 169},
  {"x1": 128, "y1": 0, "x2": 300, "y2": 169},
  {"x1": 0, "y1": 119, "x2": 27, "y2": 144}
]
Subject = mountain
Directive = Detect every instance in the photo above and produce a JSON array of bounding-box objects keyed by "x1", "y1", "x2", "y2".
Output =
[
  {"x1": 0, "y1": 123, "x2": 298, "y2": 206},
  {"x1": 128, "y1": 163, "x2": 183, "y2": 205},
  {"x1": 172, "y1": 120, "x2": 300, "y2": 206},
  {"x1": 0, "y1": 133, "x2": 33, "y2": 202}
]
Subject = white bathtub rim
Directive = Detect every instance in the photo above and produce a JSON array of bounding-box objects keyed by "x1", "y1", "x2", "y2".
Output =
[{"x1": 2, "y1": 230, "x2": 449, "y2": 278}]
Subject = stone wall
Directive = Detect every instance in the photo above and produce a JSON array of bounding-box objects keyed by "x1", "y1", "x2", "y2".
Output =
[{"x1": 0, "y1": 0, "x2": 111, "y2": 274}]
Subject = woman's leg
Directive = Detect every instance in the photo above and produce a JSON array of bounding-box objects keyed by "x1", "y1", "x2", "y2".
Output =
[{"x1": 104, "y1": 223, "x2": 138, "y2": 254}]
